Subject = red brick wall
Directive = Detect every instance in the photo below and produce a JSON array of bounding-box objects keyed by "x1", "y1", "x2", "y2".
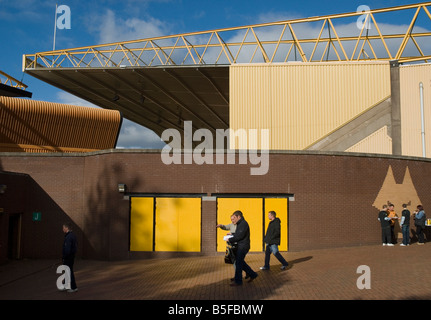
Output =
[{"x1": 1, "y1": 151, "x2": 430, "y2": 260}]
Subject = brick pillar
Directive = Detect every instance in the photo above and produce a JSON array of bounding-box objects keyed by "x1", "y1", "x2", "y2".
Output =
[{"x1": 201, "y1": 196, "x2": 217, "y2": 255}]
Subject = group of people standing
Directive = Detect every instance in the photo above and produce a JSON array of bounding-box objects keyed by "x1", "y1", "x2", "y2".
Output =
[
  {"x1": 217, "y1": 210, "x2": 288, "y2": 287},
  {"x1": 378, "y1": 203, "x2": 427, "y2": 246}
]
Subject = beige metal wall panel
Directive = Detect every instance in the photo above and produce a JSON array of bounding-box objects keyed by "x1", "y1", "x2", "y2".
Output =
[
  {"x1": 230, "y1": 62, "x2": 391, "y2": 150},
  {"x1": 400, "y1": 63, "x2": 431, "y2": 157},
  {"x1": 346, "y1": 126, "x2": 392, "y2": 154},
  {"x1": 0, "y1": 96, "x2": 122, "y2": 153}
]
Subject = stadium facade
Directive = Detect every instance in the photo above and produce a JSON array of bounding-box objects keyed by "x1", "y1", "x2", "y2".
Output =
[{"x1": 1, "y1": 2, "x2": 431, "y2": 262}]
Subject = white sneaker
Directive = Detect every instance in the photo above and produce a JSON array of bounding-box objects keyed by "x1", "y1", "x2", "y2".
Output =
[
  {"x1": 387, "y1": 243, "x2": 394, "y2": 246},
  {"x1": 382, "y1": 243, "x2": 386, "y2": 246},
  {"x1": 400, "y1": 244, "x2": 406, "y2": 246}
]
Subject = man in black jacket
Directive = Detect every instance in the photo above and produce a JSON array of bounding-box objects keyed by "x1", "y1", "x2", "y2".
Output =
[
  {"x1": 62, "y1": 222, "x2": 78, "y2": 292},
  {"x1": 228, "y1": 211, "x2": 258, "y2": 286},
  {"x1": 378, "y1": 204, "x2": 393, "y2": 246},
  {"x1": 260, "y1": 211, "x2": 289, "y2": 270}
]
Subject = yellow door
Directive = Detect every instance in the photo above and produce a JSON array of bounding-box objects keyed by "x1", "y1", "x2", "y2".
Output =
[
  {"x1": 217, "y1": 198, "x2": 263, "y2": 252},
  {"x1": 155, "y1": 197, "x2": 201, "y2": 252},
  {"x1": 130, "y1": 197, "x2": 154, "y2": 251},
  {"x1": 264, "y1": 198, "x2": 288, "y2": 251}
]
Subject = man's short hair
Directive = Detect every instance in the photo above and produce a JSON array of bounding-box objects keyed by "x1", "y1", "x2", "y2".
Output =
[
  {"x1": 63, "y1": 222, "x2": 72, "y2": 230},
  {"x1": 269, "y1": 210, "x2": 277, "y2": 218},
  {"x1": 232, "y1": 210, "x2": 243, "y2": 218}
]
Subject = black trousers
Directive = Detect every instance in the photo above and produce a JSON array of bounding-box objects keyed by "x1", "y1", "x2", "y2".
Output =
[
  {"x1": 381, "y1": 227, "x2": 391, "y2": 244},
  {"x1": 416, "y1": 225, "x2": 425, "y2": 243},
  {"x1": 234, "y1": 247, "x2": 257, "y2": 284}
]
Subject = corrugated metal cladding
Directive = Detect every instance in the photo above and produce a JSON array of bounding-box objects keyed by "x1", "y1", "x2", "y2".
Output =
[
  {"x1": 0, "y1": 96, "x2": 122, "y2": 153},
  {"x1": 400, "y1": 63, "x2": 431, "y2": 157},
  {"x1": 230, "y1": 62, "x2": 391, "y2": 150},
  {"x1": 346, "y1": 126, "x2": 392, "y2": 154}
]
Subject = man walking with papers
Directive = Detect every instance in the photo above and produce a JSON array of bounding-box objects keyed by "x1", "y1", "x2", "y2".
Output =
[{"x1": 227, "y1": 210, "x2": 258, "y2": 286}]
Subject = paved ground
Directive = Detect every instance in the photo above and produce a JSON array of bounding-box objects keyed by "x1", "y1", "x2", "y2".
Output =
[{"x1": 1, "y1": 243, "x2": 430, "y2": 301}]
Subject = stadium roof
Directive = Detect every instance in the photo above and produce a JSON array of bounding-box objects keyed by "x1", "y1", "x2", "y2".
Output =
[
  {"x1": 23, "y1": 65, "x2": 229, "y2": 138},
  {"x1": 0, "y1": 70, "x2": 32, "y2": 98},
  {"x1": 23, "y1": 2, "x2": 431, "y2": 137}
]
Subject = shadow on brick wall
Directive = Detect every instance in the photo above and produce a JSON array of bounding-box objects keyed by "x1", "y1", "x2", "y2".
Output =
[
  {"x1": 83, "y1": 160, "x2": 142, "y2": 260},
  {"x1": 0, "y1": 169, "x2": 87, "y2": 261}
]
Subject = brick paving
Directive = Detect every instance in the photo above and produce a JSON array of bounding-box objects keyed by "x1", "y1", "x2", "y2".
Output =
[{"x1": 1, "y1": 243, "x2": 431, "y2": 301}]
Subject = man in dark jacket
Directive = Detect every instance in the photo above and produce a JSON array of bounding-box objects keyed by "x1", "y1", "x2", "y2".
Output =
[
  {"x1": 260, "y1": 211, "x2": 289, "y2": 270},
  {"x1": 378, "y1": 205, "x2": 393, "y2": 246},
  {"x1": 62, "y1": 222, "x2": 78, "y2": 292},
  {"x1": 228, "y1": 211, "x2": 258, "y2": 286}
]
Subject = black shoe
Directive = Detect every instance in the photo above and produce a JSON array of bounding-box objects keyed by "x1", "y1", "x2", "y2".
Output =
[
  {"x1": 260, "y1": 266, "x2": 270, "y2": 270},
  {"x1": 281, "y1": 264, "x2": 288, "y2": 270},
  {"x1": 248, "y1": 274, "x2": 258, "y2": 282}
]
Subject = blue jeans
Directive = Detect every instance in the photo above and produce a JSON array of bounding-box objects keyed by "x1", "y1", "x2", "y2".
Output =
[
  {"x1": 264, "y1": 244, "x2": 289, "y2": 268},
  {"x1": 401, "y1": 224, "x2": 410, "y2": 245}
]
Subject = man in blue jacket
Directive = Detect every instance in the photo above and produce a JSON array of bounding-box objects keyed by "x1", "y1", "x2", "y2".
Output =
[
  {"x1": 414, "y1": 205, "x2": 426, "y2": 245},
  {"x1": 62, "y1": 222, "x2": 78, "y2": 292},
  {"x1": 228, "y1": 211, "x2": 258, "y2": 286}
]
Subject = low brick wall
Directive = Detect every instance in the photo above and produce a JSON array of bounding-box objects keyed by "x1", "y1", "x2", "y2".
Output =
[{"x1": 1, "y1": 150, "x2": 430, "y2": 260}]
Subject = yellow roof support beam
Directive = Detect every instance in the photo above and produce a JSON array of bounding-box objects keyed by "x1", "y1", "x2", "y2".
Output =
[{"x1": 23, "y1": 2, "x2": 431, "y2": 69}]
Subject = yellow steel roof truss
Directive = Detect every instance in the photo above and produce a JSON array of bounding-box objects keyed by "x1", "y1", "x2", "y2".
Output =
[
  {"x1": 0, "y1": 71, "x2": 27, "y2": 89},
  {"x1": 23, "y1": 2, "x2": 431, "y2": 69}
]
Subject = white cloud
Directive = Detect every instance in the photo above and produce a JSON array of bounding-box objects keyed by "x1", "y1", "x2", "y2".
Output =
[
  {"x1": 95, "y1": 9, "x2": 170, "y2": 44},
  {"x1": 56, "y1": 91, "x2": 98, "y2": 108},
  {"x1": 116, "y1": 119, "x2": 166, "y2": 149}
]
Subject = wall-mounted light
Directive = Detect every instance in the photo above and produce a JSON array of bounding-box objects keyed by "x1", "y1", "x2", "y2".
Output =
[
  {"x1": 0, "y1": 185, "x2": 7, "y2": 194},
  {"x1": 118, "y1": 184, "x2": 127, "y2": 193}
]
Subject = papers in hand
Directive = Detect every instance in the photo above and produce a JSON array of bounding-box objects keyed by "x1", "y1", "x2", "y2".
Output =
[{"x1": 223, "y1": 235, "x2": 233, "y2": 241}]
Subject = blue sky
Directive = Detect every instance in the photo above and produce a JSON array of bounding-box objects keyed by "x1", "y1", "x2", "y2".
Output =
[{"x1": 0, "y1": 0, "x2": 428, "y2": 148}]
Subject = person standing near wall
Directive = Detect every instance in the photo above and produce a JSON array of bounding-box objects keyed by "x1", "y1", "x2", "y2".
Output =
[
  {"x1": 62, "y1": 222, "x2": 78, "y2": 292},
  {"x1": 413, "y1": 205, "x2": 426, "y2": 245},
  {"x1": 260, "y1": 211, "x2": 289, "y2": 271},
  {"x1": 378, "y1": 205, "x2": 393, "y2": 246},
  {"x1": 387, "y1": 204, "x2": 398, "y2": 244},
  {"x1": 400, "y1": 204, "x2": 411, "y2": 246}
]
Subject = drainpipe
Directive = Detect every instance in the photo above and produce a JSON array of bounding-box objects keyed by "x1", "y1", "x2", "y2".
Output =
[{"x1": 420, "y1": 82, "x2": 426, "y2": 157}]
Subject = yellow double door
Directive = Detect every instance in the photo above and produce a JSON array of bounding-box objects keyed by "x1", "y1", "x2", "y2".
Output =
[
  {"x1": 130, "y1": 197, "x2": 201, "y2": 252},
  {"x1": 130, "y1": 197, "x2": 288, "y2": 252},
  {"x1": 216, "y1": 198, "x2": 288, "y2": 252}
]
